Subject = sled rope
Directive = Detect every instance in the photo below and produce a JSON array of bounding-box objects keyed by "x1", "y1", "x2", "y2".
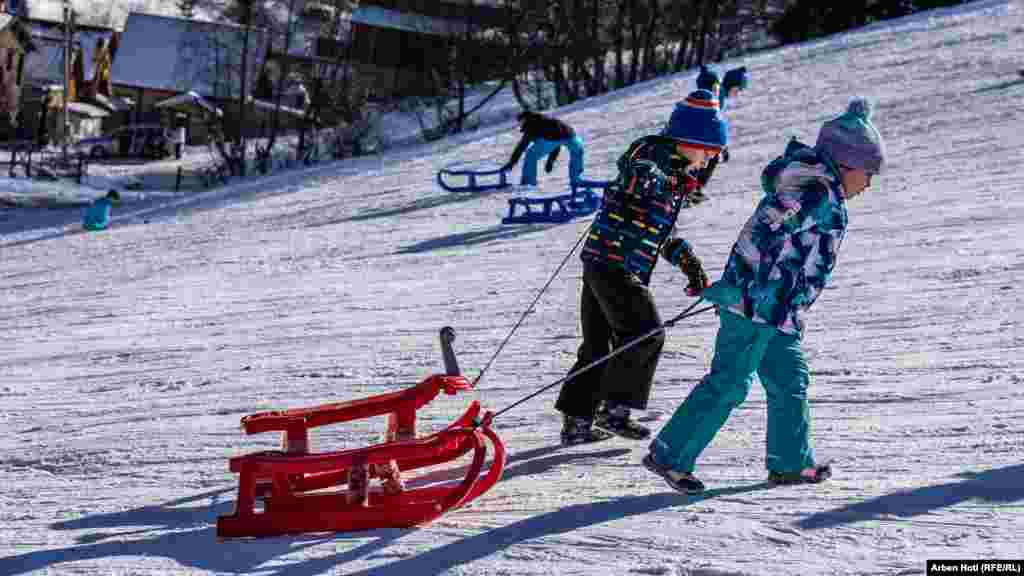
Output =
[
  {"x1": 489, "y1": 300, "x2": 715, "y2": 421},
  {"x1": 470, "y1": 225, "x2": 591, "y2": 389}
]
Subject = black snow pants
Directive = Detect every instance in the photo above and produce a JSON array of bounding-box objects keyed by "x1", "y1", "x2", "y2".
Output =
[{"x1": 555, "y1": 261, "x2": 665, "y2": 419}]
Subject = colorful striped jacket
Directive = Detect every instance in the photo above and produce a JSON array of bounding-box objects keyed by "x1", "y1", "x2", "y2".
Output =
[
  {"x1": 580, "y1": 135, "x2": 702, "y2": 285},
  {"x1": 703, "y1": 139, "x2": 849, "y2": 336}
]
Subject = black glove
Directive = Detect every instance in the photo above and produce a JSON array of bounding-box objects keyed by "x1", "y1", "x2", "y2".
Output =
[
  {"x1": 696, "y1": 154, "x2": 720, "y2": 188},
  {"x1": 721, "y1": 147, "x2": 730, "y2": 164},
  {"x1": 679, "y1": 250, "x2": 709, "y2": 296},
  {"x1": 685, "y1": 187, "x2": 708, "y2": 207},
  {"x1": 660, "y1": 239, "x2": 709, "y2": 296}
]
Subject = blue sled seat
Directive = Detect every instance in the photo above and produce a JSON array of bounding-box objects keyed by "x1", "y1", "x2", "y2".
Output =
[
  {"x1": 502, "y1": 181, "x2": 611, "y2": 225},
  {"x1": 437, "y1": 166, "x2": 511, "y2": 192}
]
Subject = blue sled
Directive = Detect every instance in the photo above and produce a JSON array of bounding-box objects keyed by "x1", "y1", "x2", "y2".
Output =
[
  {"x1": 502, "y1": 188, "x2": 605, "y2": 225},
  {"x1": 437, "y1": 166, "x2": 511, "y2": 192},
  {"x1": 570, "y1": 178, "x2": 616, "y2": 198}
]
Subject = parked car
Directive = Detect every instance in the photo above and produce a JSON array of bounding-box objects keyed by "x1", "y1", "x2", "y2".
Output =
[{"x1": 75, "y1": 124, "x2": 174, "y2": 159}]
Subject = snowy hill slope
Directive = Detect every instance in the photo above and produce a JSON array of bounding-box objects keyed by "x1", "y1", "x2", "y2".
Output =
[{"x1": 1, "y1": 1, "x2": 1023, "y2": 574}]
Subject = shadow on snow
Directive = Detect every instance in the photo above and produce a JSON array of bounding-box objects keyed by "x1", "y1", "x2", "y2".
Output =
[
  {"x1": 0, "y1": 488, "x2": 329, "y2": 575},
  {"x1": 973, "y1": 78, "x2": 1024, "y2": 94},
  {"x1": 396, "y1": 222, "x2": 563, "y2": 255},
  {"x1": 797, "y1": 464, "x2": 1024, "y2": 530},
  {"x1": 340, "y1": 484, "x2": 771, "y2": 576},
  {"x1": 0, "y1": 445, "x2": 769, "y2": 575}
]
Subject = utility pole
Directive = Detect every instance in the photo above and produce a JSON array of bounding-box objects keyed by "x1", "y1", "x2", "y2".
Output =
[
  {"x1": 62, "y1": 0, "x2": 71, "y2": 162},
  {"x1": 236, "y1": 0, "x2": 252, "y2": 177}
]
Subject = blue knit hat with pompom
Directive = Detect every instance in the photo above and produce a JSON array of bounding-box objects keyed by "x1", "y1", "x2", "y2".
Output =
[
  {"x1": 696, "y1": 65, "x2": 721, "y2": 92},
  {"x1": 719, "y1": 67, "x2": 749, "y2": 111},
  {"x1": 815, "y1": 98, "x2": 886, "y2": 174},
  {"x1": 664, "y1": 89, "x2": 728, "y2": 150},
  {"x1": 722, "y1": 67, "x2": 749, "y2": 92}
]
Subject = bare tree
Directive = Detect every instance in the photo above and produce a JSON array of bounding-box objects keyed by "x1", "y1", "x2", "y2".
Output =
[
  {"x1": 252, "y1": 0, "x2": 301, "y2": 173},
  {"x1": 397, "y1": 1, "x2": 521, "y2": 140},
  {"x1": 169, "y1": 0, "x2": 261, "y2": 175},
  {"x1": 177, "y1": 0, "x2": 198, "y2": 18},
  {"x1": 297, "y1": 0, "x2": 382, "y2": 157}
]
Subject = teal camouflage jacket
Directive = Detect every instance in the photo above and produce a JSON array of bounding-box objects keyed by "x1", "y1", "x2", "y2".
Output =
[{"x1": 703, "y1": 139, "x2": 849, "y2": 336}]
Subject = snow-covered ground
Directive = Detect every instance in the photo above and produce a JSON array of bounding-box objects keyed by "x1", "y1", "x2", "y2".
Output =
[{"x1": 2, "y1": 1, "x2": 1023, "y2": 574}]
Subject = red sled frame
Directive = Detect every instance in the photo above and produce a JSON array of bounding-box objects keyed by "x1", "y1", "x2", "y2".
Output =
[{"x1": 217, "y1": 327, "x2": 506, "y2": 539}]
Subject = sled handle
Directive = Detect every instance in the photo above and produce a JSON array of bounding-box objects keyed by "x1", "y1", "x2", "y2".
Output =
[{"x1": 439, "y1": 326, "x2": 460, "y2": 376}]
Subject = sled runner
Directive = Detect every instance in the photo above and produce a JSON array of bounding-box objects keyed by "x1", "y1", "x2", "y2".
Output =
[
  {"x1": 437, "y1": 166, "x2": 511, "y2": 192},
  {"x1": 501, "y1": 178, "x2": 611, "y2": 225},
  {"x1": 216, "y1": 327, "x2": 506, "y2": 539}
]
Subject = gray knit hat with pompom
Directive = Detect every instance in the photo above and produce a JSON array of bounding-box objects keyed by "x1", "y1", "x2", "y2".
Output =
[{"x1": 815, "y1": 98, "x2": 886, "y2": 174}]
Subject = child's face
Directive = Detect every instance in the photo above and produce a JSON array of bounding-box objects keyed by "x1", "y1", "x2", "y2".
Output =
[
  {"x1": 839, "y1": 166, "x2": 873, "y2": 199},
  {"x1": 728, "y1": 87, "x2": 741, "y2": 98},
  {"x1": 675, "y1": 144, "x2": 715, "y2": 171}
]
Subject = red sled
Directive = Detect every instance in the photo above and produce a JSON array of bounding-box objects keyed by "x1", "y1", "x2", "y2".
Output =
[{"x1": 216, "y1": 327, "x2": 506, "y2": 539}]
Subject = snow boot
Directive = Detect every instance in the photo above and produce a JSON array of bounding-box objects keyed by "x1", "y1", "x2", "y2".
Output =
[
  {"x1": 561, "y1": 415, "x2": 613, "y2": 446},
  {"x1": 594, "y1": 404, "x2": 650, "y2": 440},
  {"x1": 768, "y1": 462, "x2": 832, "y2": 486},
  {"x1": 642, "y1": 452, "x2": 705, "y2": 494}
]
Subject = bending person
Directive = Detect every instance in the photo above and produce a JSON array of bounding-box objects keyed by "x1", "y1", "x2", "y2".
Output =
[{"x1": 503, "y1": 111, "x2": 584, "y2": 187}]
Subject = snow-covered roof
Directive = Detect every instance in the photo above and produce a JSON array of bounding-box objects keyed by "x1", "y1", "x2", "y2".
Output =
[
  {"x1": 110, "y1": 12, "x2": 268, "y2": 100},
  {"x1": 350, "y1": 5, "x2": 466, "y2": 37},
  {"x1": 66, "y1": 99, "x2": 109, "y2": 117},
  {"x1": 92, "y1": 92, "x2": 134, "y2": 112},
  {"x1": 20, "y1": 26, "x2": 112, "y2": 85},
  {"x1": 154, "y1": 90, "x2": 223, "y2": 117},
  {"x1": 350, "y1": 4, "x2": 505, "y2": 37},
  {"x1": 0, "y1": 12, "x2": 34, "y2": 49},
  {"x1": 249, "y1": 96, "x2": 304, "y2": 118},
  {"x1": 20, "y1": 0, "x2": 184, "y2": 31}
]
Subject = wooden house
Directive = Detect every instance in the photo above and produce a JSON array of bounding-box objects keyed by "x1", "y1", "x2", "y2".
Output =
[
  {"x1": 110, "y1": 12, "x2": 270, "y2": 144},
  {"x1": 348, "y1": 0, "x2": 511, "y2": 99},
  {"x1": 14, "y1": 0, "x2": 179, "y2": 143},
  {"x1": 0, "y1": 5, "x2": 35, "y2": 138}
]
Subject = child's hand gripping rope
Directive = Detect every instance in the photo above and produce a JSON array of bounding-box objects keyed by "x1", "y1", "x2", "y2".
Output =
[{"x1": 661, "y1": 238, "x2": 710, "y2": 297}]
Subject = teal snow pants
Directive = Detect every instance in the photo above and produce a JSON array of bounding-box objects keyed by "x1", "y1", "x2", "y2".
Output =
[{"x1": 650, "y1": 309, "x2": 815, "y2": 474}]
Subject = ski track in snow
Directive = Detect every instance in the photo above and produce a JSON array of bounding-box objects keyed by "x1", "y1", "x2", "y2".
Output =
[{"x1": 2, "y1": 2, "x2": 1024, "y2": 574}]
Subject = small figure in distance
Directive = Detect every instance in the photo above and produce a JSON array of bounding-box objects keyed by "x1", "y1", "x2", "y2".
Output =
[{"x1": 83, "y1": 189, "x2": 121, "y2": 231}]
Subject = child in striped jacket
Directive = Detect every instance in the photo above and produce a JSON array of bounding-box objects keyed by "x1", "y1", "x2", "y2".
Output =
[{"x1": 555, "y1": 89, "x2": 728, "y2": 446}]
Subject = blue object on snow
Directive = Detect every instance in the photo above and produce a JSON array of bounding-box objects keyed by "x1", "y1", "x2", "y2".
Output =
[
  {"x1": 519, "y1": 136, "x2": 585, "y2": 186},
  {"x1": 437, "y1": 165, "x2": 511, "y2": 192},
  {"x1": 696, "y1": 65, "x2": 721, "y2": 92},
  {"x1": 501, "y1": 179, "x2": 610, "y2": 225},
  {"x1": 82, "y1": 197, "x2": 114, "y2": 231}
]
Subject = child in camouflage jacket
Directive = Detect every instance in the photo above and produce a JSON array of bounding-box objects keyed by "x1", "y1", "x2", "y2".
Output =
[{"x1": 644, "y1": 98, "x2": 886, "y2": 493}]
